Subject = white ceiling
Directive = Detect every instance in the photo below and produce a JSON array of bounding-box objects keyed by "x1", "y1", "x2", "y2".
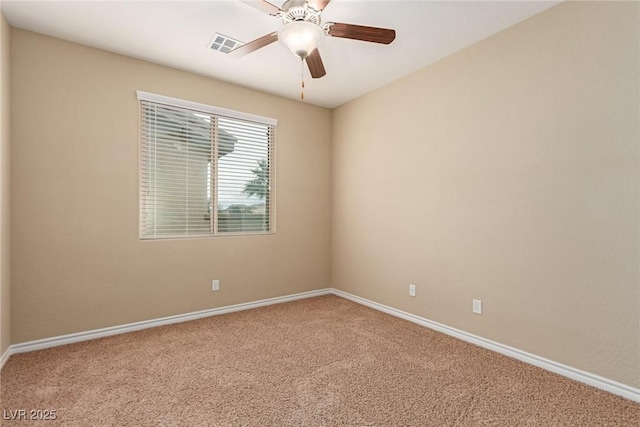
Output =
[{"x1": 1, "y1": 0, "x2": 561, "y2": 108}]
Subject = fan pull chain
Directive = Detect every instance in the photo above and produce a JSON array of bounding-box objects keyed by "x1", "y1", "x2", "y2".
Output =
[{"x1": 300, "y1": 58, "x2": 305, "y2": 100}]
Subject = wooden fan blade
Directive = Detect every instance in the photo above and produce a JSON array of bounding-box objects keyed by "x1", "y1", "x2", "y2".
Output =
[
  {"x1": 306, "y1": 49, "x2": 327, "y2": 79},
  {"x1": 228, "y1": 32, "x2": 279, "y2": 58},
  {"x1": 306, "y1": 0, "x2": 331, "y2": 12},
  {"x1": 327, "y1": 22, "x2": 396, "y2": 44},
  {"x1": 239, "y1": 0, "x2": 282, "y2": 16}
]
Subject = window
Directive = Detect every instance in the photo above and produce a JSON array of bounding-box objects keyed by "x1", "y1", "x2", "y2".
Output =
[{"x1": 138, "y1": 91, "x2": 276, "y2": 239}]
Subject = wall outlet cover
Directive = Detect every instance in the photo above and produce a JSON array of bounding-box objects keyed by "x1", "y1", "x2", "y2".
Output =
[{"x1": 473, "y1": 299, "x2": 482, "y2": 314}]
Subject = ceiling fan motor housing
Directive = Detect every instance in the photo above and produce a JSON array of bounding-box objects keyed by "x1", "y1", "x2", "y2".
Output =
[{"x1": 281, "y1": 0, "x2": 321, "y2": 25}]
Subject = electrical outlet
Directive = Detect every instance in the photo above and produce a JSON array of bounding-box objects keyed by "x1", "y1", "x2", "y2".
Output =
[
  {"x1": 409, "y1": 284, "x2": 416, "y2": 297},
  {"x1": 473, "y1": 299, "x2": 482, "y2": 314},
  {"x1": 212, "y1": 279, "x2": 220, "y2": 291}
]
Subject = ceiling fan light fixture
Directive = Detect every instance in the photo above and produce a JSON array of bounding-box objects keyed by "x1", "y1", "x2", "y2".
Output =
[{"x1": 278, "y1": 21, "x2": 324, "y2": 59}]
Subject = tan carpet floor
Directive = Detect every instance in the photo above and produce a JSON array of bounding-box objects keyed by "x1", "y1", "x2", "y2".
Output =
[{"x1": 1, "y1": 295, "x2": 638, "y2": 426}]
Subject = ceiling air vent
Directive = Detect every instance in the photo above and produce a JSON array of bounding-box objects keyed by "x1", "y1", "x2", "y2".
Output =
[{"x1": 209, "y1": 33, "x2": 244, "y2": 54}]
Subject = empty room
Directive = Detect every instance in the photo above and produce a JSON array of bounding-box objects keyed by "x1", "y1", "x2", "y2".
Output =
[{"x1": 0, "y1": 0, "x2": 638, "y2": 425}]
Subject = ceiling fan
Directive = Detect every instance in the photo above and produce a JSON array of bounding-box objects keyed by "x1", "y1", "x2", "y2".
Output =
[{"x1": 230, "y1": 0, "x2": 396, "y2": 80}]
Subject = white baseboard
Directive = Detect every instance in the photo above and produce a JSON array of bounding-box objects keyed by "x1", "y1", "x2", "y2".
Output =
[
  {"x1": 0, "y1": 346, "x2": 10, "y2": 370},
  {"x1": 7, "y1": 288, "x2": 331, "y2": 356},
  {"x1": 2, "y1": 286, "x2": 638, "y2": 403},
  {"x1": 331, "y1": 288, "x2": 640, "y2": 403}
]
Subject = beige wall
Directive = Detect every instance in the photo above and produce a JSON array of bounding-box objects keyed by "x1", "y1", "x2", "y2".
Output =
[
  {"x1": 0, "y1": 11, "x2": 11, "y2": 357},
  {"x1": 10, "y1": 29, "x2": 331, "y2": 343},
  {"x1": 332, "y1": 1, "x2": 639, "y2": 388}
]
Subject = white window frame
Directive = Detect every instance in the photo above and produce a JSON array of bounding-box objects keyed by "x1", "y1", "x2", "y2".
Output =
[{"x1": 137, "y1": 91, "x2": 277, "y2": 240}]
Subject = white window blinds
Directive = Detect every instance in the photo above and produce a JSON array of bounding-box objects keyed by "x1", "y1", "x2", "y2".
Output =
[{"x1": 138, "y1": 92, "x2": 275, "y2": 239}]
